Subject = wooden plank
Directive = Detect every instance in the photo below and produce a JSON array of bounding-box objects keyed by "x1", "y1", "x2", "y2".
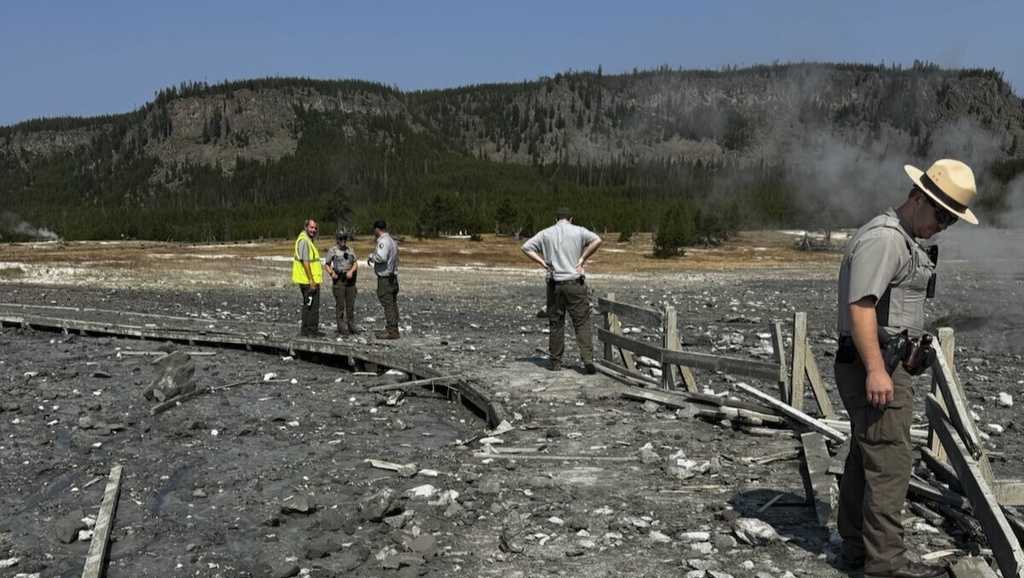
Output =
[
  {"x1": 994, "y1": 481, "x2": 1024, "y2": 507},
  {"x1": 602, "y1": 292, "x2": 616, "y2": 363},
  {"x1": 473, "y1": 452, "x2": 638, "y2": 462},
  {"x1": 927, "y1": 394, "x2": 1024, "y2": 578},
  {"x1": 594, "y1": 358, "x2": 659, "y2": 387},
  {"x1": 908, "y1": 475, "x2": 972, "y2": 510},
  {"x1": 367, "y1": 375, "x2": 462, "y2": 393},
  {"x1": 596, "y1": 328, "x2": 664, "y2": 361},
  {"x1": 660, "y1": 349, "x2": 779, "y2": 381},
  {"x1": 81, "y1": 464, "x2": 123, "y2": 578},
  {"x1": 734, "y1": 382, "x2": 847, "y2": 443},
  {"x1": 803, "y1": 342, "x2": 835, "y2": 418},
  {"x1": 770, "y1": 320, "x2": 790, "y2": 402},
  {"x1": 607, "y1": 315, "x2": 637, "y2": 371},
  {"x1": 800, "y1": 432, "x2": 838, "y2": 528},
  {"x1": 950, "y1": 557, "x2": 999, "y2": 578},
  {"x1": 673, "y1": 334, "x2": 698, "y2": 392},
  {"x1": 920, "y1": 446, "x2": 963, "y2": 493},
  {"x1": 929, "y1": 327, "x2": 954, "y2": 463},
  {"x1": 661, "y1": 305, "x2": 678, "y2": 390},
  {"x1": 790, "y1": 312, "x2": 807, "y2": 410},
  {"x1": 930, "y1": 339, "x2": 983, "y2": 459},
  {"x1": 621, "y1": 387, "x2": 785, "y2": 425},
  {"x1": 595, "y1": 297, "x2": 663, "y2": 327}
]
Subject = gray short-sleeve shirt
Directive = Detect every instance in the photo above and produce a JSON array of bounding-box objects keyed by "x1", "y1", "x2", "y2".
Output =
[
  {"x1": 836, "y1": 209, "x2": 912, "y2": 335},
  {"x1": 325, "y1": 245, "x2": 357, "y2": 274},
  {"x1": 521, "y1": 220, "x2": 601, "y2": 281}
]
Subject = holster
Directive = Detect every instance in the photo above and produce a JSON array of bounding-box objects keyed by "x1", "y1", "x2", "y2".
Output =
[{"x1": 882, "y1": 330, "x2": 933, "y2": 376}]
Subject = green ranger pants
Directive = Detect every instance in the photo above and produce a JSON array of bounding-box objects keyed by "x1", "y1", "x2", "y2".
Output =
[
  {"x1": 549, "y1": 279, "x2": 593, "y2": 365},
  {"x1": 835, "y1": 357, "x2": 914, "y2": 576},
  {"x1": 376, "y1": 275, "x2": 400, "y2": 331},
  {"x1": 332, "y1": 280, "x2": 357, "y2": 332}
]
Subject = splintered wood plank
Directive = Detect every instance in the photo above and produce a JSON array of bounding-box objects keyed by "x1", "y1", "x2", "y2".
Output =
[
  {"x1": 604, "y1": 318, "x2": 638, "y2": 371},
  {"x1": 930, "y1": 341, "x2": 983, "y2": 459},
  {"x1": 595, "y1": 297, "x2": 663, "y2": 327},
  {"x1": 803, "y1": 343, "x2": 835, "y2": 418},
  {"x1": 790, "y1": 313, "x2": 807, "y2": 410},
  {"x1": 770, "y1": 320, "x2": 790, "y2": 402},
  {"x1": 734, "y1": 382, "x2": 847, "y2": 443},
  {"x1": 673, "y1": 334, "x2": 698, "y2": 392},
  {"x1": 82, "y1": 464, "x2": 124, "y2": 578},
  {"x1": 800, "y1": 432, "x2": 838, "y2": 528},
  {"x1": 927, "y1": 394, "x2": 1024, "y2": 578},
  {"x1": 929, "y1": 327, "x2": 955, "y2": 463}
]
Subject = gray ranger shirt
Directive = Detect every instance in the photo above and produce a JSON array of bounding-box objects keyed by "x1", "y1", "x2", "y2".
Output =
[
  {"x1": 522, "y1": 219, "x2": 601, "y2": 282},
  {"x1": 369, "y1": 232, "x2": 399, "y2": 276},
  {"x1": 837, "y1": 207, "x2": 933, "y2": 338}
]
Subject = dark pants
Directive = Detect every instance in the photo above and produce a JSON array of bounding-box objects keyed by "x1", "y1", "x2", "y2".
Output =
[
  {"x1": 545, "y1": 278, "x2": 555, "y2": 314},
  {"x1": 376, "y1": 275, "x2": 400, "y2": 331},
  {"x1": 549, "y1": 279, "x2": 593, "y2": 365},
  {"x1": 332, "y1": 281, "x2": 357, "y2": 332},
  {"x1": 836, "y1": 356, "x2": 914, "y2": 576},
  {"x1": 298, "y1": 284, "x2": 320, "y2": 335}
]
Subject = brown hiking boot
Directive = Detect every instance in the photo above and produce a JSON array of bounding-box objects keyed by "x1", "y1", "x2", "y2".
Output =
[{"x1": 375, "y1": 329, "x2": 400, "y2": 340}]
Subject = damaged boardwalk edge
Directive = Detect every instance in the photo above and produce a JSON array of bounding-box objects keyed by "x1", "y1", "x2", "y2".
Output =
[{"x1": 1, "y1": 313, "x2": 506, "y2": 428}]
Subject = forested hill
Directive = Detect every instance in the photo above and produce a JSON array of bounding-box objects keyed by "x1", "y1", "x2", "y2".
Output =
[{"x1": 2, "y1": 62, "x2": 1024, "y2": 241}]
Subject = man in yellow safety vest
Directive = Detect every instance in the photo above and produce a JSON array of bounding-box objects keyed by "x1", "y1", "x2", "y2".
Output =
[{"x1": 292, "y1": 218, "x2": 324, "y2": 337}]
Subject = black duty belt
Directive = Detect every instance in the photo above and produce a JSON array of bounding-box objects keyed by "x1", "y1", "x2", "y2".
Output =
[{"x1": 377, "y1": 273, "x2": 397, "y2": 279}]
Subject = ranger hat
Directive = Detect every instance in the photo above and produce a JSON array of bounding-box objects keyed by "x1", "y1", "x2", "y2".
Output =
[
  {"x1": 335, "y1": 230, "x2": 351, "y2": 241},
  {"x1": 904, "y1": 159, "x2": 979, "y2": 225}
]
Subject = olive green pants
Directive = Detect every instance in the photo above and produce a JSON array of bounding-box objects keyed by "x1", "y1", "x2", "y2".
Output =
[
  {"x1": 331, "y1": 281, "x2": 357, "y2": 332},
  {"x1": 835, "y1": 358, "x2": 914, "y2": 576},
  {"x1": 376, "y1": 275, "x2": 400, "y2": 331},
  {"x1": 549, "y1": 279, "x2": 593, "y2": 365}
]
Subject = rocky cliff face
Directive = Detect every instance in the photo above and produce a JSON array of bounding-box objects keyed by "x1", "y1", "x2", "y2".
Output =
[{"x1": 4, "y1": 64, "x2": 1022, "y2": 176}]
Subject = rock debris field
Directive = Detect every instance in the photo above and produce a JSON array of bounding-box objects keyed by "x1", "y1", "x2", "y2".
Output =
[{"x1": 1, "y1": 240, "x2": 1023, "y2": 577}]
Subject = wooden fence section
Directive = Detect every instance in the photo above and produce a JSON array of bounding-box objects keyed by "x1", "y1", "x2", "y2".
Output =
[{"x1": 596, "y1": 295, "x2": 833, "y2": 419}]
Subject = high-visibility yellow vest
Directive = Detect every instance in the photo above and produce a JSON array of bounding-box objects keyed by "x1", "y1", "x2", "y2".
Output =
[{"x1": 291, "y1": 232, "x2": 323, "y2": 285}]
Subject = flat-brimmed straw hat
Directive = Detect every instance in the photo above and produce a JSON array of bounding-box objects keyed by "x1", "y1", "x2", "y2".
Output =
[{"x1": 904, "y1": 159, "x2": 979, "y2": 225}]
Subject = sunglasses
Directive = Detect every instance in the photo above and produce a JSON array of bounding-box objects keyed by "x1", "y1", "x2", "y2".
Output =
[{"x1": 923, "y1": 192, "x2": 957, "y2": 227}]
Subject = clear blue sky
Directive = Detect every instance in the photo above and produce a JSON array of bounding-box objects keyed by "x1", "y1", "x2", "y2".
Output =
[{"x1": 1, "y1": 0, "x2": 1021, "y2": 126}]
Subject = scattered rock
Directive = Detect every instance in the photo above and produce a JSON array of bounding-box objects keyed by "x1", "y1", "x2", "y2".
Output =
[
  {"x1": 359, "y1": 488, "x2": 399, "y2": 522},
  {"x1": 732, "y1": 517, "x2": 781, "y2": 545},
  {"x1": 998, "y1": 392, "x2": 1014, "y2": 407},
  {"x1": 55, "y1": 509, "x2": 86, "y2": 543},
  {"x1": 280, "y1": 495, "x2": 314, "y2": 515}
]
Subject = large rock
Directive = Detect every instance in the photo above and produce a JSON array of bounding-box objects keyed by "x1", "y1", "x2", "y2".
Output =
[
  {"x1": 358, "y1": 488, "x2": 400, "y2": 522},
  {"x1": 146, "y1": 351, "x2": 196, "y2": 401},
  {"x1": 731, "y1": 518, "x2": 781, "y2": 546},
  {"x1": 54, "y1": 509, "x2": 86, "y2": 544}
]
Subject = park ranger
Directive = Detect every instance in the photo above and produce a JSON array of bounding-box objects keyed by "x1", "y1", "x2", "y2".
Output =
[
  {"x1": 367, "y1": 220, "x2": 401, "y2": 339},
  {"x1": 521, "y1": 207, "x2": 603, "y2": 374},
  {"x1": 325, "y1": 231, "x2": 359, "y2": 335},
  {"x1": 835, "y1": 159, "x2": 978, "y2": 578},
  {"x1": 292, "y1": 218, "x2": 324, "y2": 337}
]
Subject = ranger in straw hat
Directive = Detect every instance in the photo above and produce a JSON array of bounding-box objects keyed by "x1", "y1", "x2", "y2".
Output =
[{"x1": 834, "y1": 159, "x2": 978, "y2": 578}]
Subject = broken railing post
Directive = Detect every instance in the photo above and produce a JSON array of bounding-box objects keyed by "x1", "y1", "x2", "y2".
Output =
[
  {"x1": 661, "y1": 305, "x2": 677, "y2": 390},
  {"x1": 770, "y1": 320, "x2": 790, "y2": 403},
  {"x1": 790, "y1": 312, "x2": 807, "y2": 410}
]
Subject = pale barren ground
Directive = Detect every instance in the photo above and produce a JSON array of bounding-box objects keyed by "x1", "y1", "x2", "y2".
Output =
[{"x1": 1, "y1": 230, "x2": 1022, "y2": 578}]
